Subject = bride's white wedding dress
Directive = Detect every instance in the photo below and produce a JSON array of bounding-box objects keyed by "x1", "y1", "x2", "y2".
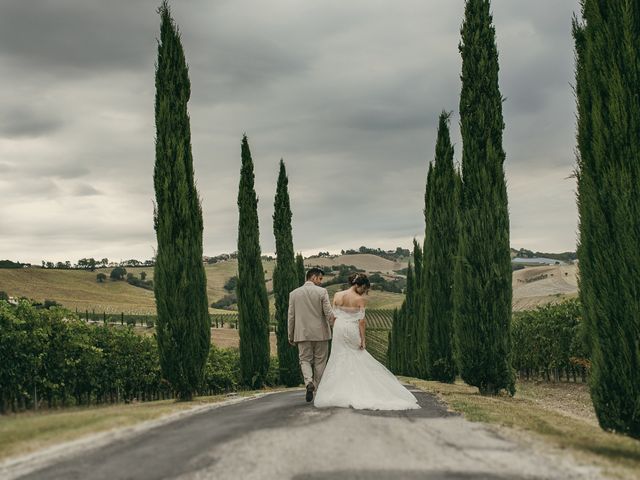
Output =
[{"x1": 314, "y1": 306, "x2": 420, "y2": 410}]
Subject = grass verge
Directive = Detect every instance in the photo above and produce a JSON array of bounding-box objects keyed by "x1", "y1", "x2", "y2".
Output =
[
  {"x1": 0, "y1": 388, "x2": 286, "y2": 462},
  {"x1": 404, "y1": 378, "x2": 640, "y2": 480}
]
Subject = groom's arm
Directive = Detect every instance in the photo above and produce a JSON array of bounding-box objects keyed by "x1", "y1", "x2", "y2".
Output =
[
  {"x1": 321, "y1": 289, "x2": 335, "y2": 326},
  {"x1": 288, "y1": 292, "x2": 296, "y2": 345}
]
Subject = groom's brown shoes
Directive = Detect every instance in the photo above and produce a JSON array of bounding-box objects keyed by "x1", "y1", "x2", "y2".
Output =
[{"x1": 305, "y1": 382, "x2": 315, "y2": 402}]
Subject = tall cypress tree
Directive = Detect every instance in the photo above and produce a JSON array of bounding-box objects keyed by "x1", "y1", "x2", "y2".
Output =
[
  {"x1": 389, "y1": 266, "x2": 411, "y2": 376},
  {"x1": 418, "y1": 163, "x2": 435, "y2": 380},
  {"x1": 387, "y1": 308, "x2": 399, "y2": 371},
  {"x1": 402, "y1": 263, "x2": 414, "y2": 375},
  {"x1": 273, "y1": 160, "x2": 303, "y2": 387},
  {"x1": 153, "y1": 1, "x2": 210, "y2": 401},
  {"x1": 454, "y1": 0, "x2": 514, "y2": 395},
  {"x1": 408, "y1": 241, "x2": 423, "y2": 377},
  {"x1": 574, "y1": 1, "x2": 640, "y2": 438},
  {"x1": 237, "y1": 135, "x2": 270, "y2": 388},
  {"x1": 424, "y1": 112, "x2": 457, "y2": 382},
  {"x1": 295, "y1": 253, "x2": 305, "y2": 286},
  {"x1": 388, "y1": 257, "x2": 420, "y2": 376}
]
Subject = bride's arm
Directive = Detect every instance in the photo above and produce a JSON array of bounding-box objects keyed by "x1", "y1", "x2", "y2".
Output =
[
  {"x1": 357, "y1": 297, "x2": 368, "y2": 350},
  {"x1": 358, "y1": 317, "x2": 366, "y2": 350}
]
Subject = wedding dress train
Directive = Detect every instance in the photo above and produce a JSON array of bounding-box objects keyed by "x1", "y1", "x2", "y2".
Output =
[{"x1": 314, "y1": 306, "x2": 420, "y2": 410}]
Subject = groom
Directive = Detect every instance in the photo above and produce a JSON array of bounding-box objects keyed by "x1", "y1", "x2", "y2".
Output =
[{"x1": 288, "y1": 267, "x2": 335, "y2": 402}]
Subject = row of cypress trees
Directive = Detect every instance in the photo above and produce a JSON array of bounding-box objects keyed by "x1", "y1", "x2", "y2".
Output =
[
  {"x1": 237, "y1": 139, "x2": 309, "y2": 388},
  {"x1": 573, "y1": 0, "x2": 640, "y2": 438},
  {"x1": 388, "y1": 0, "x2": 514, "y2": 396},
  {"x1": 390, "y1": 0, "x2": 640, "y2": 440},
  {"x1": 153, "y1": 1, "x2": 640, "y2": 441},
  {"x1": 153, "y1": 3, "x2": 304, "y2": 395}
]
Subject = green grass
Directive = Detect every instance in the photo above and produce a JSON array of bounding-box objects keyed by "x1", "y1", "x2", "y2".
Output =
[
  {"x1": 0, "y1": 389, "x2": 284, "y2": 462},
  {"x1": 405, "y1": 378, "x2": 640, "y2": 480}
]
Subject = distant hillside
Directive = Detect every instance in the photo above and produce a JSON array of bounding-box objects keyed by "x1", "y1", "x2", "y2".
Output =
[
  {"x1": 0, "y1": 254, "x2": 579, "y2": 315},
  {"x1": 511, "y1": 248, "x2": 577, "y2": 263},
  {"x1": 305, "y1": 253, "x2": 408, "y2": 274},
  {"x1": 0, "y1": 257, "x2": 407, "y2": 314},
  {"x1": 0, "y1": 261, "x2": 275, "y2": 315},
  {"x1": 512, "y1": 264, "x2": 579, "y2": 311}
]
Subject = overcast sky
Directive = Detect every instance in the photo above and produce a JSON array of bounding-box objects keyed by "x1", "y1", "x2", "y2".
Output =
[{"x1": 0, "y1": 0, "x2": 581, "y2": 264}]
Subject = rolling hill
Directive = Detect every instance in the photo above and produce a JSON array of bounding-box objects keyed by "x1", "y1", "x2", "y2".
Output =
[
  {"x1": 0, "y1": 254, "x2": 578, "y2": 315},
  {"x1": 305, "y1": 254, "x2": 407, "y2": 274},
  {"x1": 512, "y1": 263, "x2": 578, "y2": 311},
  {"x1": 0, "y1": 261, "x2": 275, "y2": 315}
]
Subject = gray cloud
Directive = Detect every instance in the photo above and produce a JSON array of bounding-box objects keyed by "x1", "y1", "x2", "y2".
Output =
[
  {"x1": 0, "y1": 105, "x2": 63, "y2": 138},
  {"x1": 0, "y1": 0, "x2": 157, "y2": 75},
  {"x1": 0, "y1": 0, "x2": 583, "y2": 263}
]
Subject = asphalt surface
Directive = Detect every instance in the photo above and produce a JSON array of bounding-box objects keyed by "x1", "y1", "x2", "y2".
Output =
[{"x1": 15, "y1": 387, "x2": 600, "y2": 480}]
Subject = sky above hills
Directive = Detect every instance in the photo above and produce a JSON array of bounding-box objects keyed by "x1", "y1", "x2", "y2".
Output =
[{"x1": 0, "y1": 0, "x2": 580, "y2": 264}]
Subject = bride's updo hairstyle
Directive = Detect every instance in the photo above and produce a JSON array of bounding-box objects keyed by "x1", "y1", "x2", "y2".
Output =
[{"x1": 348, "y1": 272, "x2": 370, "y2": 293}]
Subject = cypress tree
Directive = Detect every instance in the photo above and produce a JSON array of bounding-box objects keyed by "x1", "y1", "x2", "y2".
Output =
[
  {"x1": 153, "y1": 1, "x2": 210, "y2": 400},
  {"x1": 454, "y1": 0, "x2": 514, "y2": 395},
  {"x1": 273, "y1": 160, "x2": 303, "y2": 387},
  {"x1": 387, "y1": 308, "x2": 399, "y2": 371},
  {"x1": 402, "y1": 263, "x2": 414, "y2": 375},
  {"x1": 237, "y1": 135, "x2": 270, "y2": 388},
  {"x1": 423, "y1": 112, "x2": 457, "y2": 382},
  {"x1": 418, "y1": 163, "x2": 435, "y2": 380},
  {"x1": 574, "y1": 0, "x2": 640, "y2": 438},
  {"x1": 389, "y1": 267, "x2": 411, "y2": 376},
  {"x1": 408, "y1": 241, "x2": 423, "y2": 377},
  {"x1": 295, "y1": 253, "x2": 305, "y2": 286}
]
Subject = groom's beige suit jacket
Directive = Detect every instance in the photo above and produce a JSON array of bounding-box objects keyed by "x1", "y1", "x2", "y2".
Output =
[{"x1": 288, "y1": 281, "x2": 333, "y2": 343}]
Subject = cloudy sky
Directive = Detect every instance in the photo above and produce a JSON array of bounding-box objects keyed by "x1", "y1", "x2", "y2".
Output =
[{"x1": 0, "y1": 0, "x2": 581, "y2": 264}]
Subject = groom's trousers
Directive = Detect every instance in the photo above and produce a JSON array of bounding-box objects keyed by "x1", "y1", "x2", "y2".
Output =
[{"x1": 297, "y1": 340, "x2": 329, "y2": 387}]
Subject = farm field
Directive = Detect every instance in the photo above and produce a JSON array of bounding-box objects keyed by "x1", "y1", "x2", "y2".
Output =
[
  {"x1": 211, "y1": 328, "x2": 277, "y2": 352},
  {"x1": 93, "y1": 322, "x2": 278, "y2": 352},
  {"x1": 305, "y1": 253, "x2": 407, "y2": 274},
  {"x1": 0, "y1": 257, "x2": 578, "y2": 316},
  {"x1": 0, "y1": 260, "x2": 276, "y2": 315},
  {"x1": 512, "y1": 264, "x2": 578, "y2": 311},
  {"x1": 0, "y1": 256, "x2": 404, "y2": 315}
]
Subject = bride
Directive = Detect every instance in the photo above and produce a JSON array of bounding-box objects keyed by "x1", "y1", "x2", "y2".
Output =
[{"x1": 314, "y1": 273, "x2": 420, "y2": 410}]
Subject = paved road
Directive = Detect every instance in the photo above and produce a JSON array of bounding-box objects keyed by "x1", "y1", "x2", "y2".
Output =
[{"x1": 17, "y1": 387, "x2": 599, "y2": 480}]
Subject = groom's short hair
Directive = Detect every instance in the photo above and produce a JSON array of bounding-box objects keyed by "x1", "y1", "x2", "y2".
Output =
[{"x1": 306, "y1": 267, "x2": 324, "y2": 280}]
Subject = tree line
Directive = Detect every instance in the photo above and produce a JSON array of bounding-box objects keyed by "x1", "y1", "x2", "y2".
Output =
[
  {"x1": 38, "y1": 258, "x2": 155, "y2": 271},
  {"x1": 389, "y1": 0, "x2": 513, "y2": 395},
  {"x1": 387, "y1": 0, "x2": 640, "y2": 439},
  {"x1": 339, "y1": 246, "x2": 411, "y2": 261},
  {"x1": 151, "y1": 2, "x2": 306, "y2": 398}
]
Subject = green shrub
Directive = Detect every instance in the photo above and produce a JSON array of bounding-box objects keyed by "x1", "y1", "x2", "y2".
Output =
[
  {"x1": 265, "y1": 356, "x2": 280, "y2": 387},
  {"x1": 211, "y1": 294, "x2": 237, "y2": 310},
  {"x1": 511, "y1": 300, "x2": 588, "y2": 382},
  {"x1": 202, "y1": 347, "x2": 240, "y2": 394}
]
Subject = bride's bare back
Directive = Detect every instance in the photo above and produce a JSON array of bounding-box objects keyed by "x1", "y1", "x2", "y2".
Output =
[{"x1": 333, "y1": 288, "x2": 368, "y2": 309}]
